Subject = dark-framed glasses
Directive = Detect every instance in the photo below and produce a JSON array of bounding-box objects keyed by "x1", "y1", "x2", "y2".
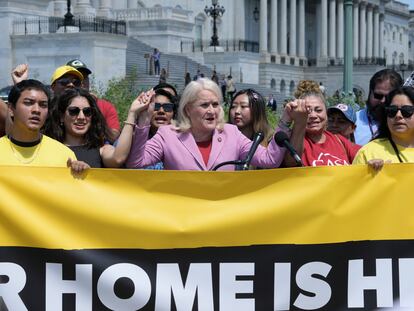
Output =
[
  {"x1": 385, "y1": 105, "x2": 414, "y2": 118},
  {"x1": 372, "y1": 92, "x2": 387, "y2": 101},
  {"x1": 67, "y1": 106, "x2": 93, "y2": 117},
  {"x1": 154, "y1": 103, "x2": 174, "y2": 112},
  {"x1": 57, "y1": 78, "x2": 81, "y2": 87}
]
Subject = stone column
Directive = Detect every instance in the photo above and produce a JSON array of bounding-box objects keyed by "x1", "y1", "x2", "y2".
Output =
[
  {"x1": 337, "y1": 0, "x2": 344, "y2": 58},
  {"x1": 234, "y1": 0, "x2": 245, "y2": 40},
  {"x1": 366, "y1": 4, "x2": 373, "y2": 58},
  {"x1": 379, "y1": 14, "x2": 384, "y2": 59},
  {"x1": 280, "y1": 0, "x2": 287, "y2": 55},
  {"x1": 75, "y1": 0, "x2": 95, "y2": 16},
  {"x1": 259, "y1": 0, "x2": 268, "y2": 53},
  {"x1": 298, "y1": 0, "x2": 305, "y2": 57},
  {"x1": 97, "y1": 0, "x2": 112, "y2": 18},
  {"x1": 353, "y1": 0, "x2": 359, "y2": 58},
  {"x1": 289, "y1": 0, "x2": 297, "y2": 56},
  {"x1": 321, "y1": 0, "x2": 328, "y2": 58},
  {"x1": 359, "y1": 1, "x2": 366, "y2": 58},
  {"x1": 127, "y1": 0, "x2": 137, "y2": 9},
  {"x1": 329, "y1": 0, "x2": 336, "y2": 58},
  {"x1": 54, "y1": 0, "x2": 67, "y2": 16},
  {"x1": 270, "y1": 0, "x2": 278, "y2": 53},
  {"x1": 373, "y1": 6, "x2": 379, "y2": 58}
]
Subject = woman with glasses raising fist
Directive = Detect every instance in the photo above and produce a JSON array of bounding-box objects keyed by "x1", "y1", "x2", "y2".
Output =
[
  {"x1": 45, "y1": 88, "x2": 146, "y2": 168},
  {"x1": 353, "y1": 86, "x2": 414, "y2": 170}
]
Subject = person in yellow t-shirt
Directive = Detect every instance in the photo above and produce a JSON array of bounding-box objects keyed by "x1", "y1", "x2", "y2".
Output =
[
  {"x1": 0, "y1": 79, "x2": 89, "y2": 173},
  {"x1": 353, "y1": 86, "x2": 414, "y2": 170}
]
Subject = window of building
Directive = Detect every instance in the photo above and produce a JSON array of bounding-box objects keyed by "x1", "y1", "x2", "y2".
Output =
[{"x1": 271, "y1": 78, "x2": 276, "y2": 89}]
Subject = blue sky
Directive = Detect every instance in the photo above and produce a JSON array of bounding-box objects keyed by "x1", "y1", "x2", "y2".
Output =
[{"x1": 399, "y1": 0, "x2": 414, "y2": 10}]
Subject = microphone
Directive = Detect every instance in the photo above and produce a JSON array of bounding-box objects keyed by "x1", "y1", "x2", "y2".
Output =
[
  {"x1": 274, "y1": 131, "x2": 303, "y2": 167},
  {"x1": 242, "y1": 132, "x2": 265, "y2": 170}
]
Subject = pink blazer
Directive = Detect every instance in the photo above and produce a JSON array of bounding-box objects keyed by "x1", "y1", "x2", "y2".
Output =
[{"x1": 126, "y1": 124, "x2": 285, "y2": 171}]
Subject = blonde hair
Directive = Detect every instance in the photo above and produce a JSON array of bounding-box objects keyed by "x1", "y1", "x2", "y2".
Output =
[
  {"x1": 294, "y1": 80, "x2": 322, "y2": 99},
  {"x1": 172, "y1": 78, "x2": 225, "y2": 132}
]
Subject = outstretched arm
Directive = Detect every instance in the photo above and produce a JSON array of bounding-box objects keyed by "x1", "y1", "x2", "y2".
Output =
[
  {"x1": 282, "y1": 99, "x2": 309, "y2": 167},
  {"x1": 101, "y1": 90, "x2": 155, "y2": 168}
]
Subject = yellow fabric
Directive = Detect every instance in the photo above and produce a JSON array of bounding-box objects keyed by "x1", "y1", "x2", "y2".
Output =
[
  {"x1": 353, "y1": 138, "x2": 414, "y2": 164},
  {"x1": 0, "y1": 165, "x2": 413, "y2": 250},
  {"x1": 0, "y1": 135, "x2": 76, "y2": 167}
]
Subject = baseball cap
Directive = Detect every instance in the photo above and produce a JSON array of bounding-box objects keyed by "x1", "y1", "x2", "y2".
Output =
[
  {"x1": 66, "y1": 59, "x2": 92, "y2": 75},
  {"x1": 51, "y1": 65, "x2": 84, "y2": 84},
  {"x1": 328, "y1": 103, "x2": 356, "y2": 124}
]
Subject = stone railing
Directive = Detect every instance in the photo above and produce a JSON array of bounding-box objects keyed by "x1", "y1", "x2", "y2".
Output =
[
  {"x1": 180, "y1": 39, "x2": 259, "y2": 53},
  {"x1": 114, "y1": 7, "x2": 192, "y2": 23},
  {"x1": 12, "y1": 16, "x2": 126, "y2": 35},
  {"x1": 385, "y1": 1, "x2": 410, "y2": 14}
]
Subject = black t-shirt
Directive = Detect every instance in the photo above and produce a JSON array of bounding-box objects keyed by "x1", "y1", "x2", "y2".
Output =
[{"x1": 69, "y1": 145, "x2": 102, "y2": 168}]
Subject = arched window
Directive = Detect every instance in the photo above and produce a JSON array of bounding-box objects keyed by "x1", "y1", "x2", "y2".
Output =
[
  {"x1": 289, "y1": 80, "x2": 295, "y2": 95},
  {"x1": 399, "y1": 53, "x2": 404, "y2": 64},
  {"x1": 280, "y1": 80, "x2": 286, "y2": 96},
  {"x1": 392, "y1": 51, "x2": 397, "y2": 65},
  {"x1": 271, "y1": 78, "x2": 276, "y2": 89}
]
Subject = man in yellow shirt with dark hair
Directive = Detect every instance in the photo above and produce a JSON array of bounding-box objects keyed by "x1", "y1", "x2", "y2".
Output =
[{"x1": 0, "y1": 79, "x2": 88, "y2": 173}]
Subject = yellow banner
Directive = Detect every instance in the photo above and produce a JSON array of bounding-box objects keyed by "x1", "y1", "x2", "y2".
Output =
[{"x1": 0, "y1": 164, "x2": 412, "y2": 249}]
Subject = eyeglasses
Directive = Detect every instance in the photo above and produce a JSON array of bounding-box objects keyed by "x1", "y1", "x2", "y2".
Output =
[
  {"x1": 67, "y1": 106, "x2": 92, "y2": 117},
  {"x1": 154, "y1": 103, "x2": 174, "y2": 112},
  {"x1": 372, "y1": 92, "x2": 387, "y2": 101},
  {"x1": 57, "y1": 78, "x2": 81, "y2": 87},
  {"x1": 385, "y1": 105, "x2": 414, "y2": 118}
]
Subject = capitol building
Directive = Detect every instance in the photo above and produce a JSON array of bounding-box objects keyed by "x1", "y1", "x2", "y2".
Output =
[{"x1": 0, "y1": 0, "x2": 412, "y2": 99}]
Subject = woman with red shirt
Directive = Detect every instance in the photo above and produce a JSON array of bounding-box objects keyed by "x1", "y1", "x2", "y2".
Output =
[{"x1": 281, "y1": 91, "x2": 361, "y2": 167}]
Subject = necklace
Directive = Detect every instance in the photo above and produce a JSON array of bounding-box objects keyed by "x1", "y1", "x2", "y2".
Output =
[{"x1": 8, "y1": 136, "x2": 42, "y2": 164}]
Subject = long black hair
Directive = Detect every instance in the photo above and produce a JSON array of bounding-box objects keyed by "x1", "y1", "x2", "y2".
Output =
[
  {"x1": 228, "y1": 88, "x2": 273, "y2": 143},
  {"x1": 44, "y1": 88, "x2": 109, "y2": 148},
  {"x1": 377, "y1": 86, "x2": 414, "y2": 139}
]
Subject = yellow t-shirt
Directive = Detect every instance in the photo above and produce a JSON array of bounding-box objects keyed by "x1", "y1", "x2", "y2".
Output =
[
  {"x1": 353, "y1": 138, "x2": 414, "y2": 164},
  {"x1": 0, "y1": 135, "x2": 76, "y2": 167}
]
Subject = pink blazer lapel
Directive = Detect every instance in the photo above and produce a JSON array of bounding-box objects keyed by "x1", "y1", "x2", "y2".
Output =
[
  {"x1": 177, "y1": 131, "x2": 206, "y2": 170},
  {"x1": 206, "y1": 129, "x2": 225, "y2": 170}
]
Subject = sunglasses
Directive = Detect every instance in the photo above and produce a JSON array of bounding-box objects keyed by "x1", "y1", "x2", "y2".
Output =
[
  {"x1": 154, "y1": 103, "x2": 174, "y2": 112},
  {"x1": 385, "y1": 105, "x2": 414, "y2": 118},
  {"x1": 372, "y1": 92, "x2": 386, "y2": 101},
  {"x1": 57, "y1": 78, "x2": 81, "y2": 87},
  {"x1": 67, "y1": 106, "x2": 93, "y2": 117}
]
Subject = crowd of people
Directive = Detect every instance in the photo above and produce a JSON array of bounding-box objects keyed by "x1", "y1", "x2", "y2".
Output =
[{"x1": 0, "y1": 60, "x2": 412, "y2": 173}]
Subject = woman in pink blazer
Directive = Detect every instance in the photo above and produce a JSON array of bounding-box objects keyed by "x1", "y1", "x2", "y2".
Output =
[{"x1": 126, "y1": 78, "x2": 286, "y2": 171}]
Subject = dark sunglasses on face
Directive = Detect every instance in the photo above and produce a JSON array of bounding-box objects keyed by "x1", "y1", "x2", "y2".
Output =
[
  {"x1": 372, "y1": 91, "x2": 387, "y2": 101},
  {"x1": 385, "y1": 105, "x2": 414, "y2": 118},
  {"x1": 57, "y1": 78, "x2": 81, "y2": 87},
  {"x1": 67, "y1": 106, "x2": 93, "y2": 117},
  {"x1": 154, "y1": 103, "x2": 174, "y2": 112}
]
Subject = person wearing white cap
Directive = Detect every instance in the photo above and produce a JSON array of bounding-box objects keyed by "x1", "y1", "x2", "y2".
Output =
[{"x1": 327, "y1": 103, "x2": 358, "y2": 143}]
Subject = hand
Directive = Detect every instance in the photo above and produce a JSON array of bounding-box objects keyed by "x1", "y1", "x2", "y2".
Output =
[
  {"x1": 284, "y1": 99, "x2": 308, "y2": 126},
  {"x1": 367, "y1": 159, "x2": 391, "y2": 172},
  {"x1": 133, "y1": 89, "x2": 155, "y2": 127},
  {"x1": 11, "y1": 64, "x2": 29, "y2": 85},
  {"x1": 67, "y1": 158, "x2": 90, "y2": 177}
]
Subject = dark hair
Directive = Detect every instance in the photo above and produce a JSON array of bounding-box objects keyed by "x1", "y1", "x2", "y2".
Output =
[
  {"x1": 228, "y1": 89, "x2": 273, "y2": 143},
  {"x1": 8, "y1": 79, "x2": 50, "y2": 108},
  {"x1": 368, "y1": 69, "x2": 403, "y2": 100},
  {"x1": 154, "y1": 88, "x2": 178, "y2": 117},
  {"x1": 44, "y1": 88, "x2": 109, "y2": 148},
  {"x1": 377, "y1": 86, "x2": 414, "y2": 140},
  {"x1": 154, "y1": 82, "x2": 177, "y2": 97}
]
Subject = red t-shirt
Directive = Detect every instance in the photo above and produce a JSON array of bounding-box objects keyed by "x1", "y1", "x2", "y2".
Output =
[
  {"x1": 302, "y1": 131, "x2": 361, "y2": 166},
  {"x1": 97, "y1": 98, "x2": 120, "y2": 131},
  {"x1": 196, "y1": 140, "x2": 212, "y2": 166}
]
